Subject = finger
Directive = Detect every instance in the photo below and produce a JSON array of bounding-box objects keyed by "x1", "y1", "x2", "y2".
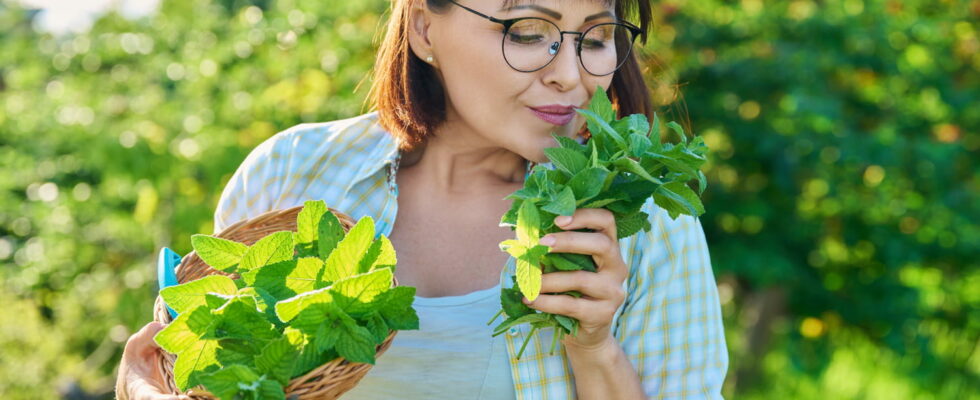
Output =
[
  {"x1": 523, "y1": 293, "x2": 617, "y2": 325},
  {"x1": 125, "y1": 322, "x2": 166, "y2": 361},
  {"x1": 553, "y1": 208, "x2": 617, "y2": 241},
  {"x1": 540, "y1": 231, "x2": 626, "y2": 278},
  {"x1": 539, "y1": 271, "x2": 625, "y2": 302}
]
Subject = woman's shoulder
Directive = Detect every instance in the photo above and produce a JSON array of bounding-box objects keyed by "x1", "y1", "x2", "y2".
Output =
[
  {"x1": 213, "y1": 111, "x2": 396, "y2": 232},
  {"x1": 246, "y1": 111, "x2": 393, "y2": 167}
]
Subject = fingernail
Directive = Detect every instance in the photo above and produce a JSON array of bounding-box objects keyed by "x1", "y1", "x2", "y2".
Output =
[
  {"x1": 555, "y1": 216, "x2": 572, "y2": 226},
  {"x1": 539, "y1": 235, "x2": 556, "y2": 246},
  {"x1": 522, "y1": 297, "x2": 532, "y2": 305}
]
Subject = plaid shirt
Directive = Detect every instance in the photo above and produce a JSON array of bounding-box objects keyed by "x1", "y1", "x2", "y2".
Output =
[{"x1": 214, "y1": 112, "x2": 729, "y2": 399}]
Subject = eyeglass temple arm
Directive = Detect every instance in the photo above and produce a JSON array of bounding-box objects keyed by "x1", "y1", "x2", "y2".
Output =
[{"x1": 447, "y1": 0, "x2": 509, "y2": 25}]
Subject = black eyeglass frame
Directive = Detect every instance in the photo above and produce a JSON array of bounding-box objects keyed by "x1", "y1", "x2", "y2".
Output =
[{"x1": 445, "y1": 0, "x2": 645, "y2": 76}]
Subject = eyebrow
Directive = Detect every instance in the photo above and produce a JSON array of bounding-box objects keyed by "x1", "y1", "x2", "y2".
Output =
[{"x1": 500, "y1": 4, "x2": 616, "y2": 23}]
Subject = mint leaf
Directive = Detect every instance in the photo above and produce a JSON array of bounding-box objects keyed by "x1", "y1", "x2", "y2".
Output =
[
  {"x1": 285, "y1": 257, "x2": 328, "y2": 294},
  {"x1": 376, "y1": 286, "x2": 419, "y2": 330},
  {"x1": 541, "y1": 186, "x2": 576, "y2": 217},
  {"x1": 295, "y1": 200, "x2": 328, "y2": 258},
  {"x1": 516, "y1": 201, "x2": 541, "y2": 246},
  {"x1": 568, "y1": 167, "x2": 610, "y2": 203},
  {"x1": 588, "y1": 85, "x2": 615, "y2": 122},
  {"x1": 191, "y1": 235, "x2": 248, "y2": 272},
  {"x1": 335, "y1": 318, "x2": 378, "y2": 364},
  {"x1": 196, "y1": 364, "x2": 285, "y2": 400},
  {"x1": 160, "y1": 275, "x2": 238, "y2": 315},
  {"x1": 239, "y1": 231, "x2": 294, "y2": 272},
  {"x1": 254, "y1": 336, "x2": 299, "y2": 386},
  {"x1": 323, "y1": 216, "x2": 375, "y2": 282},
  {"x1": 154, "y1": 306, "x2": 220, "y2": 390},
  {"x1": 210, "y1": 295, "x2": 278, "y2": 342},
  {"x1": 317, "y1": 210, "x2": 345, "y2": 260},
  {"x1": 544, "y1": 147, "x2": 588, "y2": 176},
  {"x1": 330, "y1": 268, "x2": 393, "y2": 318}
]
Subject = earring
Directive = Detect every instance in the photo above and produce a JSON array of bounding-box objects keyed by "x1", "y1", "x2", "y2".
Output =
[{"x1": 425, "y1": 55, "x2": 434, "y2": 63}]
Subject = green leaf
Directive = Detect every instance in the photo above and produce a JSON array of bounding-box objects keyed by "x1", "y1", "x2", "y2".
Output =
[
  {"x1": 376, "y1": 286, "x2": 419, "y2": 330},
  {"x1": 295, "y1": 200, "x2": 328, "y2": 257},
  {"x1": 577, "y1": 108, "x2": 627, "y2": 150},
  {"x1": 628, "y1": 133, "x2": 652, "y2": 158},
  {"x1": 254, "y1": 336, "x2": 299, "y2": 386},
  {"x1": 625, "y1": 113, "x2": 651, "y2": 137},
  {"x1": 515, "y1": 201, "x2": 542, "y2": 246},
  {"x1": 285, "y1": 257, "x2": 328, "y2": 294},
  {"x1": 239, "y1": 231, "x2": 294, "y2": 272},
  {"x1": 239, "y1": 259, "x2": 299, "y2": 302},
  {"x1": 666, "y1": 121, "x2": 688, "y2": 144},
  {"x1": 154, "y1": 307, "x2": 220, "y2": 390},
  {"x1": 317, "y1": 210, "x2": 346, "y2": 260},
  {"x1": 330, "y1": 268, "x2": 393, "y2": 318},
  {"x1": 323, "y1": 216, "x2": 375, "y2": 282},
  {"x1": 191, "y1": 235, "x2": 247, "y2": 272},
  {"x1": 336, "y1": 318, "x2": 379, "y2": 364},
  {"x1": 516, "y1": 251, "x2": 542, "y2": 302},
  {"x1": 160, "y1": 275, "x2": 238, "y2": 315},
  {"x1": 568, "y1": 167, "x2": 610, "y2": 204},
  {"x1": 552, "y1": 133, "x2": 588, "y2": 153},
  {"x1": 500, "y1": 286, "x2": 536, "y2": 319},
  {"x1": 654, "y1": 182, "x2": 704, "y2": 219},
  {"x1": 544, "y1": 147, "x2": 588, "y2": 176},
  {"x1": 612, "y1": 157, "x2": 662, "y2": 185},
  {"x1": 210, "y1": 295, "x2": 278, "y2": 342},
  {"x1": 364, "y1": 312, "x2": 390, "y2": 343},
  {"x1": 615, "y1": 211, "x2": 653, "y2": 239},
  {"x1": 541, "y1": 186, "x2": 576, "y2": 216},
  {"x1": 662, "y1": 181, "x2": 706, "y2": 216},
  {"x1": 275, "y1": 286, "x2": 334, "y2": 323},
  {"x1": 195, "y1": 364, "x2": 261, "y2": 400},
  {"x1": 587, "y1": 85, "x2": 615, "y2": 122}
]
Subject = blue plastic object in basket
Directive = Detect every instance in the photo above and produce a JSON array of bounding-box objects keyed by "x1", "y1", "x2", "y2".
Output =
[{"x1": 157, "y1": 247, "x2": 181, "y2": 319}]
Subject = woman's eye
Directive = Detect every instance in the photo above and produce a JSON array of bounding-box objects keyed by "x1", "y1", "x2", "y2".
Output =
[
  {"x1": 508, "y1": 33, "x2": 544, "y2": 44},
  {"x1": 582, "y1": 39, "x2": 607, "y2": 49}
]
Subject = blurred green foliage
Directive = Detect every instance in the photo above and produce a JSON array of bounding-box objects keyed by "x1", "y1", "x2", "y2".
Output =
[{"x1": 0, "y1": 0, "x2": 976, "y2": 399}]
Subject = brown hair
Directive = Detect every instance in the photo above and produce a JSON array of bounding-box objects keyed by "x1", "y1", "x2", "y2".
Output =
[{"x1": 364, "y1": 0, "x2": 656, "y2": 152}]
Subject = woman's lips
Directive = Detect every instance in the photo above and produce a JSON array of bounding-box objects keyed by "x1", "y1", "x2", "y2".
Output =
[{"x1": 529, "y1": 107, "x2": 575, "y2": 126}]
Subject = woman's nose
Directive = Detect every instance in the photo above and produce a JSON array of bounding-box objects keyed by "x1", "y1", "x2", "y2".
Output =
[{"x1": 542, "y1": 35, "x2": 585, "y2": 90}]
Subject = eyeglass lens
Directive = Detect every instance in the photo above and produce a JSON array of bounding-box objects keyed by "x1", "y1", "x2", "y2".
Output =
[{"x1": 503, "y1": 19, "x2": 633, "y2": 76}]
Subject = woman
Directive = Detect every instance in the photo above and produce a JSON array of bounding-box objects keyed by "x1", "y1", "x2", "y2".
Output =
[{"x1": 116, "y1": 0, "x2": 729, "y2": 398}]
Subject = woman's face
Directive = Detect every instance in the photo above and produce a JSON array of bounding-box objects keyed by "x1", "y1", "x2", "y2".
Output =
[{"x1": 410, "y1": 0, "x2": 617, "y2": 163}]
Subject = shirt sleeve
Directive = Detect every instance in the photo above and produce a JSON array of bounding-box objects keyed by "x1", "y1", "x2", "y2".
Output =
[
  {"x1": 614, "y1": 202, "x2": 729, "y2": 399},
  {"x1": 212, "y1": 132, "x2": 290, "y2": 234}
]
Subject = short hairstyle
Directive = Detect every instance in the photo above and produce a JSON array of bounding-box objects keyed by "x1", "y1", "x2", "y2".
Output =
[{"x1": 365, "y1": 0, "x2": 655, "y2": 152}]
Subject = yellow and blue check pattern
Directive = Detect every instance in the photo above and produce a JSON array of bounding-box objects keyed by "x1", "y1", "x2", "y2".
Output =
[{"x1": 213, "y1": 111, "x2": 728, "y2": 399}]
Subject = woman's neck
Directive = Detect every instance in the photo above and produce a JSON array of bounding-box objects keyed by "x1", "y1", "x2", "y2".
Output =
[{"x1": 398, "y1": 135, "x2": 528, "y2": 197}]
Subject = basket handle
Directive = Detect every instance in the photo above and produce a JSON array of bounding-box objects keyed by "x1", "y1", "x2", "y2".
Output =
[{"x1": 157, "y1": 247, "x2": 181, "y2": 319}]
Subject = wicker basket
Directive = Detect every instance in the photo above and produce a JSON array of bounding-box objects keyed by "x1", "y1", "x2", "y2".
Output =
[{"x1": 151, "y1": 205, "x2": 399, "y2": 399}]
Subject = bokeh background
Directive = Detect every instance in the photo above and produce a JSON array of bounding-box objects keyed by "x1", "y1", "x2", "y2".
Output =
[{"x1": 1, "y1": 0, "x2": 977, "y2": 398}]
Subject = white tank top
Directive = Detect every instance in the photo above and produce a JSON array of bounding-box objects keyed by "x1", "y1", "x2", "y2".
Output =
[{"x1": 340, "y1": 282, "x2": 518, "y2": 399}]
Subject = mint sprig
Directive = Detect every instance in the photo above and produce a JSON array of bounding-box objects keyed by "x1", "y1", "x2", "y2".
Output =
[
  {"x1": 489, "y1": 87, "x2": 709, "y2": 358},
  {"x1": 154, "y1": 200, "x2": 419, "y2": 399}
]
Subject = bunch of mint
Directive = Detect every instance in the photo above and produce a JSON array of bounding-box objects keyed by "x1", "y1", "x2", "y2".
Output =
[
  {"x1": 154, "y1": 200, "x2": 419, "y2": 400},
  {"x1": 488, "y1": 87, "x2": 708, "y2": 358}
]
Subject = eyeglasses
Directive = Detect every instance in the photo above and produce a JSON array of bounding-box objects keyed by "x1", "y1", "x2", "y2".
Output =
[{"x1": 446, "y1": 0, "x2": 644, "y2": 76}]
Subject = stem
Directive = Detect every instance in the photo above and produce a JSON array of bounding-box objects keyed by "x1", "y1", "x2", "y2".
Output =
[
  {"x1": 487, "y1": 308, "x2": 505, "y2": 326},
  {"x1": 516, "y1": 326, "x2": 538, "y2": 359},
  {"x1": 550, "y1": 326, "x2": 560, "y2": 355}
]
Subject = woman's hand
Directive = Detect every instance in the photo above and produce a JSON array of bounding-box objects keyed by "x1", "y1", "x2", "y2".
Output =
[
  {"x1": 524, "y1": 208, "x2": 628, "y2": 351},
  {"x1": 115, "y1": 321, "x2": 189, "y2": 400}
]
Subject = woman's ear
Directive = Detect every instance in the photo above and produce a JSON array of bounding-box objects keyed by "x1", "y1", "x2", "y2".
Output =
[{"x1": 407, "y1": 2, "x2": 438, "y2": 66}]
